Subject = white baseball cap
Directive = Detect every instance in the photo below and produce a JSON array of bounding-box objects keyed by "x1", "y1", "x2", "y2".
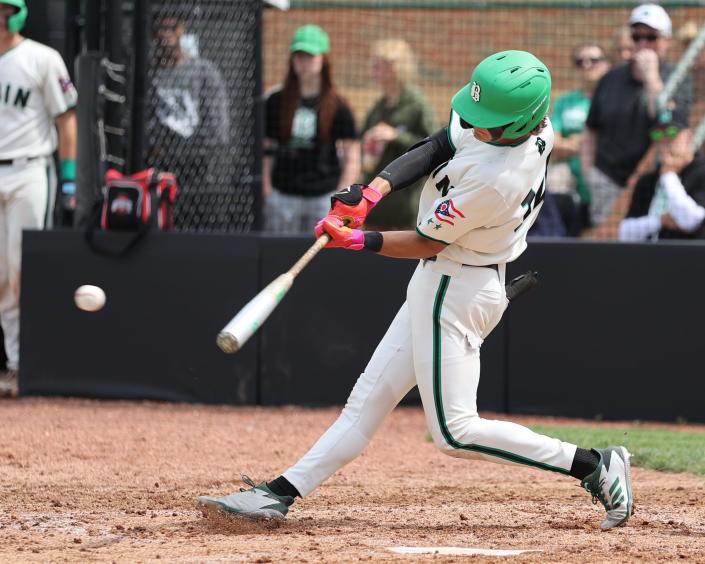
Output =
[{"x1": 629, "y1": 4, "x2": 672, "y2": 37}]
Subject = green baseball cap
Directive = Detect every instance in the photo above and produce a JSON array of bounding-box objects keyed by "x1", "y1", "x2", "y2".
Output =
[{"x1": 289, "y1": 25, "x2": 330, "y2": 55}]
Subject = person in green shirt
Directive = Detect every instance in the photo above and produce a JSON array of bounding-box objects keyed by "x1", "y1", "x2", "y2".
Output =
[
  {"x1": 549, "y1": 43, "x2": 610, "y2": 232},
  {"x1": 361, "y1": 39, "x2": 436, "y2": 229}
]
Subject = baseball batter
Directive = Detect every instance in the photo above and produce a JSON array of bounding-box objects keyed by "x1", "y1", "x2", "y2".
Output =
[
  {"x1": 0, "y1": 0, "x2": 77, "y2": 397},
  {"x1": 199, "y1": 51, "x2": 633, "y2": 530}
]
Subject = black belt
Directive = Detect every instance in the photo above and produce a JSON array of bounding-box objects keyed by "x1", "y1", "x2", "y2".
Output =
[
  {"x1": 425, "y1": 255, "x2": 498, "y2": 272},
  {"x1": 0, "y1": 156, "x2": 41, "y2": 166}
]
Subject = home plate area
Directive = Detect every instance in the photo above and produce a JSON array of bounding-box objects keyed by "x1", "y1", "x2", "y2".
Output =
[{"x1": 388, "y1": 547, "x2": 538, "y2": 557}]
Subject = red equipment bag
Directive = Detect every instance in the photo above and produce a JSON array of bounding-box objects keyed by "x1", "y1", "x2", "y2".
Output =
[
  {"x1": 85, "y1": 168, "x2": 178, "y2": 257},
  {"x1": 101, "y1": 168, "x2": 178, "y2": 231}
]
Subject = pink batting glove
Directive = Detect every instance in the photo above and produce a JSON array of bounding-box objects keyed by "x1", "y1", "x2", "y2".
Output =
[
  {"x1": 314, "y1": 216, "x2": 365, "y2": 250},
  {"x1": 329, "y1": 184, "x2": 383, "y2": 228}
]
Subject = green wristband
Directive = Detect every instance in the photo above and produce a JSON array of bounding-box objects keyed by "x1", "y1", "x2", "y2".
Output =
[{"x1": 60, "y1": 159, "x2": 76, "y2": 181}]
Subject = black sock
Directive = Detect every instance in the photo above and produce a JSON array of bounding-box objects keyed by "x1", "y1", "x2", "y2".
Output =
[
  {"x1": 569, "y1": 447, "x2": 600, "y2": 480},
  {"x1": 267, "y1": 476, "x2": 301, "y2": 498}
]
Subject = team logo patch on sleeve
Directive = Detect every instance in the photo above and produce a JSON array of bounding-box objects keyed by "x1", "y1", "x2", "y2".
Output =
[
  {"x1": 434, "y1": 199, "x2": 465, "y2": 226},
  {"x1": 59, "y1": 76, "x2": 75, "y2": 94}
]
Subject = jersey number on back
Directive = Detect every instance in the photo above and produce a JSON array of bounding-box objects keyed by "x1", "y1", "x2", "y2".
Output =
[
  {"x1": 514, "y1": 179, "x2": 546, "y2": 232},
  {"x1": 514, "y1": 157, "x2": 550, "y2": 232}
]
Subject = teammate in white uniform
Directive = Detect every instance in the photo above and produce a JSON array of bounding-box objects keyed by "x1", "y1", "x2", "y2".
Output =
[
  {"x1": 0, "y1": 0, "x2": 77, "y2": 397},
  {"x1": 199, "y1": 51, "x2": 633, "y2": 530}
]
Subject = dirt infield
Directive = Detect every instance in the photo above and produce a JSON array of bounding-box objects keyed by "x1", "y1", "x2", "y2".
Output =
[{"x1": 1, "y1": 398, "x2": 704, "y2": 563}]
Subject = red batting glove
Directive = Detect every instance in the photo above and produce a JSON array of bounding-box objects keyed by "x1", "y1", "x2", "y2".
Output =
[
  {"x1": 329, "y1": 184, "x2": 382, "y2": 228},
  {"x1": 314, "y1": 216, "x2": 365, "y2": 250}
]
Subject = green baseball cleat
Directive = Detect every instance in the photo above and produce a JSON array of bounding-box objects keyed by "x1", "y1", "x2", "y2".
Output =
[
  {"x1": 198, "y1": 475, "x2": 294, "y2": 520},
  {"x1": 581, "y1": 446, "x2": 633, "y2": 530}
]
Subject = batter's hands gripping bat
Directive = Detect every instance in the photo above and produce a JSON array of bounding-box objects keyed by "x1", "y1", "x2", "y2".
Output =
[
  {"x1": 216, "y1": 233, "x2": 331, "y2": 353},
  {"x1": 505, "y1": 270, "x2": 539, "y2": 302}
]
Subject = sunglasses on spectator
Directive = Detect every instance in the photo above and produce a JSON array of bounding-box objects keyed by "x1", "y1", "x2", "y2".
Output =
[
  {"x1": 631, "y1": 32, "x2": 659, "y2": 43},
  {"x1": 574, "y1": 56, "x2": 605, "y2": 68},
  {"x1": 650, "y1": 125, "x2": 681, "y2": 142}
]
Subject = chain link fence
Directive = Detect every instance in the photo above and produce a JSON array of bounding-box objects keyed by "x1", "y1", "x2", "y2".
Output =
[
  {"x1": 143, "y1": 1, "x2": 261, "y2": 232},
  {"x1": 78, "y1": 0, "x2": 262, "y2": 232},
  {"x1": 263, "y1": 1, "x2": 705, "y2": 240},
  {"x1": 78, "y1": 0, "x2": 705, "y2": 238}
]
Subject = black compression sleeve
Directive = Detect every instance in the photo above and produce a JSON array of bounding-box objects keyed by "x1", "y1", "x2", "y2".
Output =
[{"x1": 377, "y1": 127, "x2": 455, "y2": 192}]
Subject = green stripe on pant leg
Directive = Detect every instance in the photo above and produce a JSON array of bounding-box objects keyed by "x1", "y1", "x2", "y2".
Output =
[
  {"x1": 44, "y1": 164, "x2": 52, "y2": 228},
  {"x1": 431, "y1": 275, "x2": 569, "y2": 475}
]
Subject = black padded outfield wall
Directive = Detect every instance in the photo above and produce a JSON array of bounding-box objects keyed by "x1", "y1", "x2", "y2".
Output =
[
  {"x1": 506, "y1": 239, "x2": 705, "y2": 423},
  {"x1": 19, "y1": 232, "x2": 705, "y2": 422},
  {"x1": 20, "y1": 231, "x2": 259, "y2": 404}
]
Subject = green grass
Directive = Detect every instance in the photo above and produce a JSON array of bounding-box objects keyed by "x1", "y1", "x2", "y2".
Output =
[{"x1": 529, "y1": 425, "x2": 705, "y2": 476}]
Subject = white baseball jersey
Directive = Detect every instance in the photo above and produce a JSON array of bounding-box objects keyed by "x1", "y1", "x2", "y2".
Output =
[
  {"x1": 415, "y1": 110, "x2": 554, "y2": 265},
  {"x1": 0, "y1": 39, "x2": 77, "y2": 160}
]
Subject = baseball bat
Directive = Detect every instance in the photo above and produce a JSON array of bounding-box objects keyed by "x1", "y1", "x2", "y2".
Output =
[{"x1": 216, "y1": 233, "x2": 331, "y2": 353}]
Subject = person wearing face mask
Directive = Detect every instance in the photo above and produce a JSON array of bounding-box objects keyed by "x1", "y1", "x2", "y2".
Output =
[
  {"x1": 580, "y1": 4, "x2": 692, "y2": 230},
  {"x1": 263, "y1": 25, "x2": 360, "y2": 234},
  {"x1": 619, "y1": 112, "x2": 705, "y2": 241},
  {"x1": 541, "y1": 43, "x2": 611, "y2": 234},
  {"x1": 146, "y1": 6, "x2": 229, "y2": 230}
]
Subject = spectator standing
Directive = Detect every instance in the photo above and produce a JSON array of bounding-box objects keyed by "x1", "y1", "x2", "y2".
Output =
[
  {"x1": 146, "y1": 7, "x2": 229, "y2": 230},
  {"x1": 0, "y1": 0, "x2": 77, "y2": 397},
  {"x1": 619, "y1": 114, "x2": 705, "y2": 241},
  {"x1": 546, "y1": 43, "x2": 610, "y2": 233},
  {"x1": 581, "y1": 4, "x2": 692, "y2": 229},
  {"x1": 263, "y1": 25, "x2": 360, "y2": 233},
  {"x1": 361, "y1": 39, "x2": 436, "y2": 229}
]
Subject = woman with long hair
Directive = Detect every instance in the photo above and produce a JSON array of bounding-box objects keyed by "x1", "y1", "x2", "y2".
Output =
[{"x1": 263, "y1": 25, "x2": 360, "y2": 233}]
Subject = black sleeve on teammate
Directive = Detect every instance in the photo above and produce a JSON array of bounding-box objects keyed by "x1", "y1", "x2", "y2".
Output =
[{"x1": 377, "y1": 127, "x2": 454, "y2": 192}]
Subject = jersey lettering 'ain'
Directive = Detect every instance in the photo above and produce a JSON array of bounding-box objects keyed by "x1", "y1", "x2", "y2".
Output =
[{"x1": 0, "y1": 83, "x2": 31, "y2": 109}]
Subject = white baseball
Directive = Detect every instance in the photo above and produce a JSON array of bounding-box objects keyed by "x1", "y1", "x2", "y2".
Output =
[{"x1": 74, "y1": 285, "x2": 106, "y2": 312}]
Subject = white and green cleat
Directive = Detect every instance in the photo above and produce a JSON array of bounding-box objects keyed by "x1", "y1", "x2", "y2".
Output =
[
  {"x1": 198, "y1": 475, "x2": 294, "y2": 520},
  {"x1": 581, "y1": 446, "x2": 633, "y2": 530}
]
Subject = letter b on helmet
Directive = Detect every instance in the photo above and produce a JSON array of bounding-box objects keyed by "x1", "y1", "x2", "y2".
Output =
[
  {"x1": 2, "y1": 0, "x2": 28, "y2": 33},
  {"x1": 452, "y1": 50, "x2": 551, "y2": 140}
]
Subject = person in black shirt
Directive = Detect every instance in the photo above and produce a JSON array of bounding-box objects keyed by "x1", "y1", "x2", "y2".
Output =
[
  {"x1": 263, "y1": 24, "x2": 360, "y2": 233},
  {"x1": 581, "y1": 4, "x2": 692, "y2": 229},
  {"x1": 619, "y1": 115, "x2": 705, "y2": 241}
]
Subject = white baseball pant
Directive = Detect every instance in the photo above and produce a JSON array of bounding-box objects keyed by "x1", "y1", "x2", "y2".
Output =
[
  {"x1": 0, "y1": 158, "x2": 55, "y2": 371},
  {"x1": 284, "y1": 257, "x2": 577, "y2": 497}
]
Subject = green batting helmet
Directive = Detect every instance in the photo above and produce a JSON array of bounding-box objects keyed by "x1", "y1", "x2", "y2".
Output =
[
  {"x1": 1, "y1": 0, "x2": 27, "y2": 33},
  {"x1": 451, "y1": 50, "x2": 551, "y2": 140}
]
